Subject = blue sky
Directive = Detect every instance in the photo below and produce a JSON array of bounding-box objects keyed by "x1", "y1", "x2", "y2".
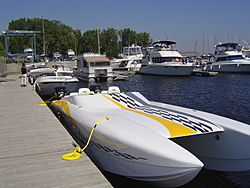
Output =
[{"x1": 1, "y1": 0, "x2": 249, "y2": 54}]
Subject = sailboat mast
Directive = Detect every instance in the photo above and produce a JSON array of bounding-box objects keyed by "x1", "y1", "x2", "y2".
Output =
[
  {"x1": 97, "y1": 22, "x2": 100, "y2": 54},
  {"x1": 42, "y1": 18, "x2": 46, "y2": 59}
]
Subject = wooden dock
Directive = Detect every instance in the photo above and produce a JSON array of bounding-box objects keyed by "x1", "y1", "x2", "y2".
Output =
[{"x1": 0, "y1": 74, "x2": 112, "y2": 188}]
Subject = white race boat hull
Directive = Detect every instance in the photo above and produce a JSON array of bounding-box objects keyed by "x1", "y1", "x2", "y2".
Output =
[
  {"x1": 150, "y1": 101, "x2": 250, "y2": 171},
  {"x1": 50, "y1": 86, "x2": 250, "y2": 187}
]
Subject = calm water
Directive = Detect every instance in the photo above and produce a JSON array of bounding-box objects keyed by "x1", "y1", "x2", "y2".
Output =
[{"x1": 53, "y1": 73, "x2": 250, "y2": 188}]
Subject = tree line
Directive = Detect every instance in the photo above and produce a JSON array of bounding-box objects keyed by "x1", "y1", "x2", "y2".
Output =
[{"x1": 0, "y1": 18, "x2": 152, "y2": 58}]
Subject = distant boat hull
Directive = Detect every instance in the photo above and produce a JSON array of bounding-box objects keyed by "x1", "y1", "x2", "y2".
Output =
[
  {"x1": 138, "y1": 64, "x2": 195, "y2": 76},
  {"x1": 206, "y1": 61, "x2": 250, "y2": 73}
]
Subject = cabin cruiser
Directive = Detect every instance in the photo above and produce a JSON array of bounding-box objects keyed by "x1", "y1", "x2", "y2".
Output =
[
  {"x1": 205, "y1": 42, "x2": 250, "y2": 73},
  {"x1": 52, "y1": 63, "x2": 73, "y2": 75},
  {"x1": 53, "y1": 52, "x2": 62, "y2": 60},
  {"x1": 73, "y1": 53, "x2": 113, "y2": 82},
  {"x1": 27, "y1": 65, "x2": 55, "y2": 85},
  {"x1": 24, "y1": 48, "x2": 34, "y2": 59},
  {"x1": 138, "y1": 41, "x2": 195, "y2": 76},
  {"x1": 34, "y1": 71, "x2": 78, "y2": 97},
  {"x1": 49, "y1": 85, "x2": 250, "y2": 187},
  {"x1": 111, "y1": 44, "x2": 143, "y2": 71},
  {"x1": 67, "y1": 49, "x2": 75, "y2": 56}
]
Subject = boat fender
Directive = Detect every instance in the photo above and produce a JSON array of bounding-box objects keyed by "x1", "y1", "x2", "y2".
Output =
[{"x1": 62, "y1": 117, "x2": 109, "y2": 161}]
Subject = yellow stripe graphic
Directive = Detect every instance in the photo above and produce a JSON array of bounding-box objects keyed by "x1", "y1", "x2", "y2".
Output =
[{"x1": 103, "y1": 95, "x2": 197, "y2": 137}]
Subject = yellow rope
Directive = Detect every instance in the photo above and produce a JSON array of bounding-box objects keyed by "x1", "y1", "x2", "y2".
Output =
[{"x1": 62, "y1": 117, "x2": 109, "y2": 160}]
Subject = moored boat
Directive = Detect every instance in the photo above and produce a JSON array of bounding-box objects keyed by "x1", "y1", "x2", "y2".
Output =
[
  {"x1": 205, "y1": 42, "x2": 250, "y2": 73},
  {"x1": 138, "y1": 41, "x2": 195, "y2": 76},
  {"x1": 111, "y1": 44, "x2": 143, "y2": 71},
  {"x1": 49, "y1": 85, "x2": 250, "y2": 187},
  {"x1": 73, "y1": 53, "x2": 113, "y2": 82},
  {"x1": 34, "y1": 72, "x2": 78, "y2": 97}
]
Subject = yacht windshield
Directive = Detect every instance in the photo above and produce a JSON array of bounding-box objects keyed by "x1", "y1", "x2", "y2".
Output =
[
  {"x1": 215, "y1": 55, "x2": 244, "y2": 62},
  {"x1": 152, "y1": 57, "x2": 182, "y2": 63}
]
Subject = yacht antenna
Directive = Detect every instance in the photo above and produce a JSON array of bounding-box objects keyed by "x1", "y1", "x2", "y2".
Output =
[
  {"x1": 242, "y1": 40, "x2": 249, "y2": 46},
  {"x1": 164, "y1": 33, "x2": 168, "y2": 40}
]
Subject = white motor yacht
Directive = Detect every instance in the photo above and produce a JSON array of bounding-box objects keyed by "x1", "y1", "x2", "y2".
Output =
[
  {"x1": 111, "y1": 44, "x2": 143, "y2": 71},
  {"x1": 49, "y1": 85, "x2": 250, "y2": 188},
  {"x1": 205, "y1": 42, "x2": 250, "y2": 73},
  {"x1": 73, "y1": 53, "x2": 113, "y2": 82},
  {"x1": 34, "y1": 71, "x2": 79, "y2": 96},
  {"x1": 138, "y1": 41, "x2": 195, "y2": 76}
]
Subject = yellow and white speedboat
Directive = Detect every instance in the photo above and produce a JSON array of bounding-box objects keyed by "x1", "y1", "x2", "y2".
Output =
[{"x1": 50, "y1": 85, "x2": 250, "y2": 187}]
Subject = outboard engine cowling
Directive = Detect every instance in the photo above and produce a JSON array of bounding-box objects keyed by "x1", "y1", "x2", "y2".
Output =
[
  {"x1": 89, "y1": 84, "x2": 102, "y2": 94},
  {"x1": 54, "y1": 86, "x2": 67, "y2": 99}
]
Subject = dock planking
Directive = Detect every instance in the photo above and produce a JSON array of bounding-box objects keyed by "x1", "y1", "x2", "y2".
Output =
[{"x1": 0, "y1": 74, "x2": 112, "y2": 188}]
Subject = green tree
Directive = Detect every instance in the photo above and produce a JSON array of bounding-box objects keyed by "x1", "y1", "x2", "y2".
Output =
[
  {"x1": 0, "y1": 42, "x2": 5, "y2": 57},
  {"x1": 136, "y1": 32, "x2": 152, "y2": 47},
  {"x1": 8, "y1": 18, "x2": 76, "y2": 57},
  {"x1": 81, "y1": 29, "x2": 98, "y2": 53},
  {"x1": 119, "y1": 28, "x2": 137, "y2": 47},
  {"x1": 100, "y1": 28, "x2": 119, "y2": 58},
  {"x1": 6, "y1": 17, "x2": 152, "y2": 59},
  {"x1": 72, "y1": 29, "x2": 82, "y2": 55},
  {"x1": 118, "y1": 29, "x2": 152, "y2": 54}
]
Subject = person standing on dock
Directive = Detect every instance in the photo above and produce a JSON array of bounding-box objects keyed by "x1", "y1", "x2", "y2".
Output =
[{"x1": 21, "y1": 63, "x2": 27, "y2": 87}]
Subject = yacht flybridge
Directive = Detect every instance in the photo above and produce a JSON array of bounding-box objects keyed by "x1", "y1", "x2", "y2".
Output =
[
  {"x1": 49, "y1": 85, "x2": 250, "y2": 188},
  {"x1": 206, "y1": 42, "x2": 250, "y2": 73},
  {"x1": 138, "y1": 41, "x2": 195, "y2": 76}
]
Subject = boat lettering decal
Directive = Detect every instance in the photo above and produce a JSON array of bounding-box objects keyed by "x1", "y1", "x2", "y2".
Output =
[
  {"x1": 104, "y1": 93, "x2": 221, "y2": 137},
  {"x1": 91, "y1": 141, "x2": 147, "y2": 160}
]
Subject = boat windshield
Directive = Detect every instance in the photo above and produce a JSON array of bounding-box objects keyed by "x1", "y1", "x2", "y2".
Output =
[
  {"x1": 215, "y1": 55, "x2": 244, "y2": 62},
  {"x1": 152, "y1": 57, "x2": 182, "y2": 63}
]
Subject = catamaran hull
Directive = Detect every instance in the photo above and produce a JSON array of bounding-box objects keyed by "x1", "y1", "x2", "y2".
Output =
[
  {"x1": 150, "y1": 101, "x2": 250, "y2": 171},
  {"x1": 51, "y1": 103, "x2": 203, "y2": 187},
  {"x1": 172, "y1": 133, "x2": 250, "y2": 171},
  {"x1": 50, "y1": 87, "x2": 250, "y2": 187}
]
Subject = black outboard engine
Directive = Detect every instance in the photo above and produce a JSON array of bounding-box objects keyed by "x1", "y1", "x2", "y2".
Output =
[
  {"x1": 54, "y1": 86, "x2": 67, "y2": 99},
  {"x1": 89, "y1": 84, "x2": 102, "y2": 94}
]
